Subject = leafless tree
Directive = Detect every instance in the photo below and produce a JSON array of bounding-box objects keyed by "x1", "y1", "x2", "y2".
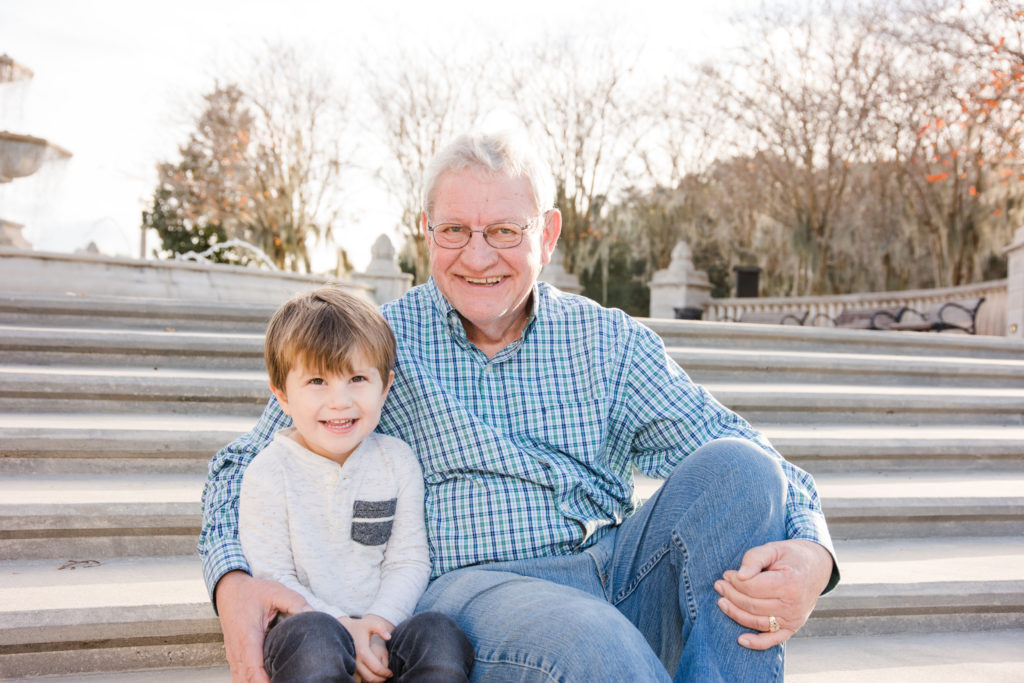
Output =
[
  {"x1": 361, "y1": 47, "x2": 491, "y2": 283},
  {"x1": 503, "y1": 34, "x2": 652, "y2": 279},
  {"x1": 719, "y1": 2, "x2": 895, "y2": 295},
  {"x1": 639, "y1": 64, "x2": 735, "y2": 187},
  {"x1": 243, "y1": 44, "x2": 354, "y2": 272}
]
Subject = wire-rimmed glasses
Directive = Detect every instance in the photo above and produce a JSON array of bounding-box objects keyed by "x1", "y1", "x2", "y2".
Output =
[{"x1": 427, "y1": 218, "x2": 539, "y2": 249}]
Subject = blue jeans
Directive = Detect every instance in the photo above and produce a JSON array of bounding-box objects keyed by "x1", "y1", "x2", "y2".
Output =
[
  {"x1": 416, "y1": 438, "x2": 788, "y2": 682},
  {"x1": 264, "y1": 610, "x2": 474, "y2": 682}
]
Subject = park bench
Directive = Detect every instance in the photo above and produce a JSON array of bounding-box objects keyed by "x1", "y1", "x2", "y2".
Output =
[
  {"x1": 737, "y1": 310, "x2": 808, "y2": 325},
  {"x1": 827, "y1": 306, "x2": 907, "y2": 331},
  {"x1": 889, "y1": 297, "x2": 986, "y2": 335}
]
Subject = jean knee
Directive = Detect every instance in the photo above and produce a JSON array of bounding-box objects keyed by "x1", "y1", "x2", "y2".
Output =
[
  {"x1": 409, "y1": 610, "x2": 466, "y2": 634},
  {"x1": 405, "y1": 610, "x2": 459, "y2": 631},
  {"x1": 403, "y1": 611, "x2": 473, "y2": 655},
  {"x1": 274, "y1": 610, "x2": 350, "y2": 645},
  {"x1": 545, "y1": 602, "x2": 669, "y2": 681},
  {"x1": 263, "y1": 611, "x2": 354, "y2": 681},
  {"x1": 390, "y1": 611, "x2": 474, "y2": 681},
  {"x1": 688, "y1": 438, "x2": 785, "y2": 498}
]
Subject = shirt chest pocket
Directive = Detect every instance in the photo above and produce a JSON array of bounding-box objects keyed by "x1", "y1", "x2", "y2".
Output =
[
  {"x1": 523, "y1": 397, "x2": 609, "y2": 465},
  {"x1": 351, "y1": 499, "x2": 397, "y2": 546}
]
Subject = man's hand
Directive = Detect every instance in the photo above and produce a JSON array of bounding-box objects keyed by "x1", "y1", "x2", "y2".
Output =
[
  {"x1": 215, "y1": 571, "x2": 311, "y2": 682},
  {"x1": 714, "y1": 539, "x2": 833, "y2": 650},
  {"x1": 339, "y1": 614, "x2": 395, "y2": 683}
]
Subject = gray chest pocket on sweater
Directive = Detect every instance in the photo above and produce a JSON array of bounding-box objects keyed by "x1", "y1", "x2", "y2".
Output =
[{"x1": 352, "y1": 499, "x2": 397, "y2": 546}]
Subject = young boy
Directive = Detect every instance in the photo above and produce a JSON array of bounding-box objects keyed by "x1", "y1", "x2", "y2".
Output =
[{"x1": 239, "y1": 286, "x2": 473, "y2": 683}]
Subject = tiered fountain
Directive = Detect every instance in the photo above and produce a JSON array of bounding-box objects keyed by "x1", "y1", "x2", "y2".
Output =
[
  {"x1": 0, "y1": 54, "x2": 72, "y2": 248},
  {"x1": 0, "y1": 55, "x2": 412, "y2": 305}
]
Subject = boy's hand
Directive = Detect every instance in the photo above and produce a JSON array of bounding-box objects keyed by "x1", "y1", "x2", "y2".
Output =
[
  {"x1": 339, "y1": 614, "x2": 394, "y2": 683},
  {"x1": 368, "y1": 633, "x2": 389, "y2": 678}
]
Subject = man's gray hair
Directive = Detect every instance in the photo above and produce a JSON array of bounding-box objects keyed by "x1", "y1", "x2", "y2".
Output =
[{"x1": 422, "y1": 130, "x2": 555, "y2": 218}]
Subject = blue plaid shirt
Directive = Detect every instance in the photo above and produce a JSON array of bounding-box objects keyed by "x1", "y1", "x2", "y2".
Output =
[{"x1": 199, "y1": 279, "x2": 835, "y2": 597}]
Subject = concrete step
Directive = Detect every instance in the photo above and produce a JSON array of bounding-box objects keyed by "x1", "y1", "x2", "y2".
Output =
[
  {"x1": 6, "y1": 469, "x2": 1018, "y2": 564},
  {"x1": 8, "y1": 321, "x2": 1024, "y2": 390},
  {"x1": 5, "y1": 293, "x2": 1022, "y2": 359},
  {"x1": 636, "y1": 470, "x2": 1024, "y2": 540},
  {"x1": 2, "y1": 537, "x2": 1018, "y2": 679},
  {"x1": 9, "y1": 630, "x2": 1023, "y2": 683},
  {"x1": 647, "y1": 318, "x2": 1024, "y2": 360},
  {"x1": 675, "y1": 346, "x2": 1024, "y2": 388},
  {"x1": 0, "y1": 325, "x2": 263, "y2": 370},
  {"x1": 4, "y1": 365, "x2": 1021, "y2": 426},
  {"x1": 0, "y1": 366, "x2": 268, "y2": 416},
  {"x1": 765, "y1": 425, "x2": 1024, "y2": 473},
  {"x1": 3, "y1": 416, "x2": 1021, "y2": 475},
  {"x1": 0, "y1": 474, "x2": 203, "y2": 560},
  {"x1": 711, "y1": 382, "x2": 1024, "y2": 426},
  {"x1": 805, "y1": 536, "x2": 1024, "y2": 637},
  {"x1": 0, "y1": 294, "x2": 274, "y2": 333},
  {"x1": 816, "y1": 471, "x2": 1024, "y2": 540},
  {"x1": 0, "y1": 413, "x2": 256, "y2": 475},
  {"x1": 7, "y1": 324, "x2": 1024, "y2": 390},
  {"x1": 787, "y1": 629, "x2": 1024, "y2": 682},
  {"x1": 0, "y1": 555, "x2": 221, "y2": 679},
  {"x1": 0, "y1": 289, "x2": 1019, "y2": 680}
]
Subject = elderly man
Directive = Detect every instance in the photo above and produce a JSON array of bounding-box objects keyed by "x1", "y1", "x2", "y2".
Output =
[{"x1": 200, "y1": 130, "x2": 838, "y2": 682}]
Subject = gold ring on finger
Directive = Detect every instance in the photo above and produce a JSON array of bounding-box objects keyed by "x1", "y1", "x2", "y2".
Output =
[{"x1": 768, "y1": 616, "x2": 780, "y2": 633}]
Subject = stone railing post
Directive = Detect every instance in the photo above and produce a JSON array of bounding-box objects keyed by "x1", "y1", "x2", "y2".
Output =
[
  {"x1": 648, "y1": 241, "x2": 712, "y2": 319},
  {"x1": 540, "y1": 245, "x2": 582, "y2": 294},
  {"x1": 1005, "y1": 225, "x2": 1024, "y2": 337},
  {"x1": 352, "y1": 234, "x2": 413, "y2": 305}
]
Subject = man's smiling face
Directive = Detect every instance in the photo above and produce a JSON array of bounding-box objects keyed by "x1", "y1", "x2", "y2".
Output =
[{"x1": 425, "y1": 168, "x2": 559, "y2": 348}]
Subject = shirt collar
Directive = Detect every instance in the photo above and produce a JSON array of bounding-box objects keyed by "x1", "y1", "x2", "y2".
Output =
[
  {"x1": 425, "y1": 276, "x2": 457, "y2": 318},
  {"x1": 424, "y1": 276, "x2": 546, "y2": 346},
  {"x1": 424, "y1": 277, "x2": 466, "y2": 344}
]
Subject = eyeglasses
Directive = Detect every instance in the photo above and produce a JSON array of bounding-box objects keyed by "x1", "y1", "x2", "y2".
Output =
[{"x1": 427, "y1": 218, "x2": 539, "y2": 249}]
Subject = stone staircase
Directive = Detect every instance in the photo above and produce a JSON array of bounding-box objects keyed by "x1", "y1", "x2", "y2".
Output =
[{"x1": 1, "y1": 292, "x2": 1022, "y2": 680}]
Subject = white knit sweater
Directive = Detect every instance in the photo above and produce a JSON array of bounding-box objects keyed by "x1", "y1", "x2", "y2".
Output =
[{"x1": 239, "y1": 428, "x2": 429, "y2": 626}]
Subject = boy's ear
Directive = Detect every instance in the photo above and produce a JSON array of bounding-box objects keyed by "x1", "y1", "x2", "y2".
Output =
[
  {"x1": 382, "y1": 370, "x2": 395, "y2": 397},
  {"x1": 270, "y1": 382, "x2": 291, "y2": 416}
]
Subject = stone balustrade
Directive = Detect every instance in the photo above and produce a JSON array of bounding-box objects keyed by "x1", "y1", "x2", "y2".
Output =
[
  {"x1": 650, "y1": 232, "x2": 1022, "y2": 337},
  {"x1": 703, "y1": 279, "x2": 1008, "y2": 336}
]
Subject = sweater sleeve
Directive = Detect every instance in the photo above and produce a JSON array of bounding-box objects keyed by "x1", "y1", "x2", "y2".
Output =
[{"x1": 365, "y1": 439, "x2": 430, "y2": 626}]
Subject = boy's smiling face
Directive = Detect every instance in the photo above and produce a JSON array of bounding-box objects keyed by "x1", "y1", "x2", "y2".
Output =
[{"x1": 271, "y1": 351, "x2": 394, "y2": 466}]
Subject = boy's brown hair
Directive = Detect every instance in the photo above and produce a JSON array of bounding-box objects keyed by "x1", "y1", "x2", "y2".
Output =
[{"x1": 265, "y1": 286, "x2": 396, "y2": 394}]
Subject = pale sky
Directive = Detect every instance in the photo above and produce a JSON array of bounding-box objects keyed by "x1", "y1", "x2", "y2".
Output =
[{"x1": 0, "y1": 0, "x2": 754, "y2": 272}]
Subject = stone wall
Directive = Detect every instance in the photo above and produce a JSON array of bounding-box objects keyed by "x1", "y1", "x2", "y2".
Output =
[{"x1": 0, "y1": 247, "x2": 377, "y2": 305}]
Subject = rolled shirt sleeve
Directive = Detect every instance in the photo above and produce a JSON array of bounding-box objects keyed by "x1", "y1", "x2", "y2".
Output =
[{"x1": 198, "y1": 396, "x2": 292, "y2": 604}]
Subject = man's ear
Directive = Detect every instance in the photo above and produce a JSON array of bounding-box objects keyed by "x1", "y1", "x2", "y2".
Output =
[
  {"x1": 270, "y1": 382, "x2": 291, "y2": 416},
  {"x1": 540, "y1": 208, "x2": 562, "y2": 265},
  {"x1": 421, "y1": 211, "x2": 430, "y2": 239}
]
